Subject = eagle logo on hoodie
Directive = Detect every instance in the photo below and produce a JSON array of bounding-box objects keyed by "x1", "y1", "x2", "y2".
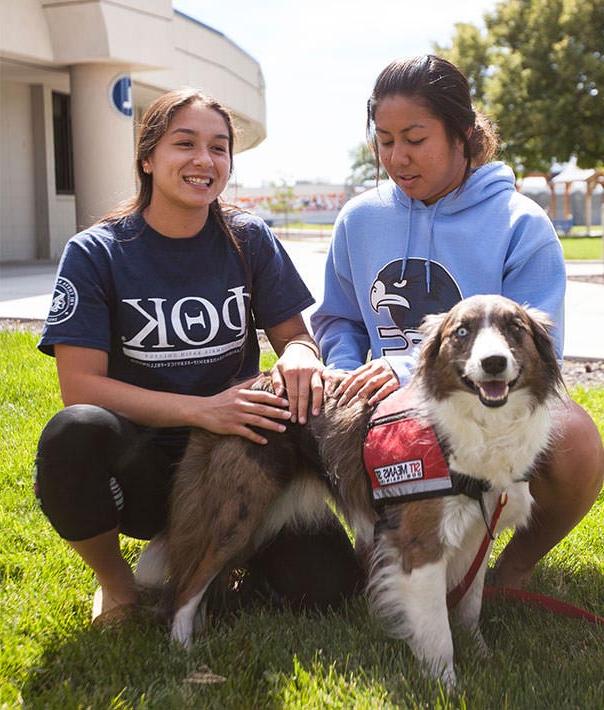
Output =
[{"x1": 370, "y1": 258, "x2": 461, "y2": 354}]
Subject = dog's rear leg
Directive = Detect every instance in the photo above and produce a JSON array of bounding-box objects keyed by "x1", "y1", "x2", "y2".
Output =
[
  {"x1": 170, "y1": 508, "x2": 277, "y2": 649},
  {"x1": 171, "y1": 549, "x2": 223, "y2": 649},
  {"x1": 170, "y1": 476, "x2": 285, "y2": 648}
]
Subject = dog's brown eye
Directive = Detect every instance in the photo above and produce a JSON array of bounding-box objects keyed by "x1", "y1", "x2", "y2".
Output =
[{"x1": 456, "y1": 326, "x2": 469, "y2": 338}]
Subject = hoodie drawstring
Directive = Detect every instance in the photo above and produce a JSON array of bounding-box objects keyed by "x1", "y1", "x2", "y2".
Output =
[
  {"x1": 398, "y1": 196, "x2": 439, "y2": 295},
  {"x1": 424, "y1": 201, "x2": 440, "y2": 295},
  {"x1": 399, "y1": 200, "x2": 412, "y2": 284}
]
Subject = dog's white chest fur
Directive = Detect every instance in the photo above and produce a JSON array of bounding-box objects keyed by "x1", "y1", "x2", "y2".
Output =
[{"x1": 429, "y1": 389, "x2": 553, "y2": 490}]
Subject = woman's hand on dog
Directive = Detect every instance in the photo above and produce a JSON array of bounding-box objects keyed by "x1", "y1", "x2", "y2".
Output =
[
  {"x1": 332, "y1": 359, "x2": 399, "y2": 407},
  {"x1": 195, "y1": 377, "x2": 292, "y2": 445},
  {"x1": 271, "y1": 344, "x2": 324, "y2": 425}
]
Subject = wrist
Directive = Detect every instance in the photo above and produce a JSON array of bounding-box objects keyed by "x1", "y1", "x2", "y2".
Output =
[
  {"x1": 180, "y1": 393, "x2": 209, "y2": 429},
  {"x1": 283, "y1": 338, "x2": 321, "y2": 359}
]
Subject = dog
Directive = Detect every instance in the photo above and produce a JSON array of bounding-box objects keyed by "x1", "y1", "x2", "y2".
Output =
[{"x1": 136, "y1": 294, "x2": 562, "y2": 686}]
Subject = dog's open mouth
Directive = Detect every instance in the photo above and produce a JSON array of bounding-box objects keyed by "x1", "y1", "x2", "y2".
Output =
[{"x1": 461, "y1": 375, "x2": 520, "y2": 407}]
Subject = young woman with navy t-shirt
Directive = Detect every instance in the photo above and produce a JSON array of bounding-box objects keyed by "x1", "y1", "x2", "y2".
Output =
[
  {"x1": 36, "y1": 89, "x2": 360, "y2": 624},
  {"x1": 311, "y1": 56, "x2": 603, "y2": 591}
]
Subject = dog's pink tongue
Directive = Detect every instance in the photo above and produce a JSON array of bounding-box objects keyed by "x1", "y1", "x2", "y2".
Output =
[{"x1": 481, "y1": 380, "x2": 508, "y2": 399}]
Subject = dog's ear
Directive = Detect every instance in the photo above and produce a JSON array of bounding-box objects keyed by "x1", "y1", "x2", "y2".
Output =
[
  {"x1": 416, "y1": 312, "x2": 448, "y2": 375},
  {"x1": 524, "y1": 306, "x2": 552, "y2": 334},
  {"x1": 524, "y1": 306, "x2": 563, "y2": 391}
]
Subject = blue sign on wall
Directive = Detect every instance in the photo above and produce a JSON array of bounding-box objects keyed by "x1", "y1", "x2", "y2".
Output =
[{"x1": 109, "y1": 75, "x2": 133, "y2": 117}]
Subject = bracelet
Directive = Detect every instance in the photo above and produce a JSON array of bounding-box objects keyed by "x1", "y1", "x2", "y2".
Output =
[{"x1": 283, "y1": 338, "x2": 321, "y2": 359}]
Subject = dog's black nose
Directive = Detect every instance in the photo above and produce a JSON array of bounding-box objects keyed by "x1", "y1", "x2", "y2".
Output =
[{"x1": 481, "y1": 355, "x2": 507, "y2": 375}]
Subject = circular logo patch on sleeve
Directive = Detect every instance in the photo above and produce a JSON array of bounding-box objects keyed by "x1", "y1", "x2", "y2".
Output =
[{"x1": 47, "y1": 277, "x2": 79, "y2": 325}]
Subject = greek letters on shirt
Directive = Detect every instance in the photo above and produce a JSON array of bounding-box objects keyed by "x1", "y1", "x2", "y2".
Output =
[
  {"x1": 120, "y1": 285, "x2": 250, "y2": 366},
  {"x1": 38, "y1": 214, "x2": 314, "y2": 395}
]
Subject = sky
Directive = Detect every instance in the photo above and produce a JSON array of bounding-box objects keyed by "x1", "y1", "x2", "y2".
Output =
[{"x1": 173, "y1": 0, "x2": 498, "y2": 187}]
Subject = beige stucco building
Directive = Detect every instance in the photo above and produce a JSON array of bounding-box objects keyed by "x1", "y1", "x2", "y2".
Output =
[{"x1": 0, "y1": 0, "x2": 266, "y2": 263}]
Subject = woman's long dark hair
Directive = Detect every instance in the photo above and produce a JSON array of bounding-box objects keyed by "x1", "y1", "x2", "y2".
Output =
[{"x1": 367, "y1": 55, "x2": 499, "y2": 187}]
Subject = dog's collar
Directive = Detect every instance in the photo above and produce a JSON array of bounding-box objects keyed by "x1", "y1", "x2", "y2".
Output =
[
  {"x1": 449, "y1": 470, "x2": 491, "y2": 500},
  {"x1": 450, "y1": 471, "x2": 496, "y2": 539}
]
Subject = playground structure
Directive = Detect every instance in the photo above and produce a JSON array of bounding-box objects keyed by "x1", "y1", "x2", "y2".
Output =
[{"x1": 520, "y1": 159, "x2": 604, "y2": 236}]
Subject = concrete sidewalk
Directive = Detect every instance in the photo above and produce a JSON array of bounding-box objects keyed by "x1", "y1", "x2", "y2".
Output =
[{"x1": 1, "y1": 255, "x2": 603, "y2": 360}]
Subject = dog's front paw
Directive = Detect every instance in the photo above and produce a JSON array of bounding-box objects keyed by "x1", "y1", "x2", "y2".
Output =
[
  {"x1": 422, "y1": 661, "x2": 456, "y2": 690},
  {"x1": 415, "y1": 652, "x2": 457, "y2": 690},
  {"x1": 440, "y1": 666, "x2": 457, "y2": 691}
]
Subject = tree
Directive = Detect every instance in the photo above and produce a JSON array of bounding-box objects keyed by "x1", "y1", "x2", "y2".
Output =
[
  {"x1": 435, "y1": 0, "x2": 604, "y2": 172},
  {"x1": 346, "y1": 143, "x2": 378, "y2": 188},
  {"x1": 267, "y1": 180, "x2": 298, "y2": 231},
  {"x1": 433, "y1": 22, "x2": 491, "y2": 106}
]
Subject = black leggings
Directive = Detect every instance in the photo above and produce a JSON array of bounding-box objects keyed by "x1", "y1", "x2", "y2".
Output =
[{"x1": 35, "y1": 405, "x2": 362, "y2": 608}]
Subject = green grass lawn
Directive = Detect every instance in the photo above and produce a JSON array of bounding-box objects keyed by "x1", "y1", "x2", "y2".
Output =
[
  {"x1": 560, "y1": 236, "x2": 604, "y2": 261},
  {"x1": 1, "y1": 331, "x2": 603, "y2": 708}
]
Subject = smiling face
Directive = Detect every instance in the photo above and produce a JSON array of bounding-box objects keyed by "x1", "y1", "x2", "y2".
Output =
[
  {"x1": 374, "y1": 95, "x2": 467, "y2": 205},
  {"x1": 143, "y1": 102, "x2": 232, "y2": 225}
]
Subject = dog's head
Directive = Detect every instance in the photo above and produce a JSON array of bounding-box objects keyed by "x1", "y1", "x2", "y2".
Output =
[{"x1": 414, "y1": 295, "x2": 562, "y2": 407}]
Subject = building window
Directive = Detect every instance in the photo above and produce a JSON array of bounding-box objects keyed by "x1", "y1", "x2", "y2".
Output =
[{"x1": 52, "y1": 92, "x2": 74, "y2": 194}]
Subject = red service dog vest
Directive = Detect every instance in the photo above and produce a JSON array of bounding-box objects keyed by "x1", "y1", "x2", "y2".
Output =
[{"x1": 363, "y1": 388, "x2": 453, "y2": 505}]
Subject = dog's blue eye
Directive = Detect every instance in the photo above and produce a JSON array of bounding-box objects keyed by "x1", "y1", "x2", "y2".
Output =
[{"x1": 456, "y1": 326, "x2": 469, "y2": 337}]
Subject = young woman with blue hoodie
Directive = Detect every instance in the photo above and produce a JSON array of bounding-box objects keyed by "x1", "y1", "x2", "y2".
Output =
[{"x1": 311, "y1": 55, "x2": 603, "y2": 589}]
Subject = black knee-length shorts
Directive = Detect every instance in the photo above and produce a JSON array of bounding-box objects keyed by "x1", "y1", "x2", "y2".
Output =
[{"x1": 35, "y1": 404, "x2": 362, "y2": 608}]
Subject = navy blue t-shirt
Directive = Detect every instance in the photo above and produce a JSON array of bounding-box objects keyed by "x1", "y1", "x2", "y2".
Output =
[{"x1": 39, "y1": 212, "x2": 314, "y2": 398}]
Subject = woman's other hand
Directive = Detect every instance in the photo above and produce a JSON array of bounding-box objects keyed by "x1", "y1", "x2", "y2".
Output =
[
  {"x1": 271, "y1": 342, "x2": 323, "y2": 425},
  {"x1": 333, "y1": 359, "x2": 399, "y2": 407},
  {"x1": 264, "y1": 315, "x2": 323, "y2": 425}
]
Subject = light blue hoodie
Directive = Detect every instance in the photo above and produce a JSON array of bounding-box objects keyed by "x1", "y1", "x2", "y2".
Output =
[{"x1": 311, "y1": 162, "x2": 565, "y2": 384}]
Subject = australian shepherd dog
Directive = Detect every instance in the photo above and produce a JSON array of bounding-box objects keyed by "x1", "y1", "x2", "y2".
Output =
[{"x1": 136, "y1": 294, "x2": 562, "y2": 686}]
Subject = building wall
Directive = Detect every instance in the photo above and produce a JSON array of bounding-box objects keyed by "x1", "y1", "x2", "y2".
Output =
[
  {"x1": 0, "y1": 81, "x2": 77, "y2": 262},
  {"x1": 0, "y1": 0, "x2": 54, "y2": 63},
  {"x1": 30, "y1": 84, "x2": 78, "y2": 260},
  {"x1": 0, "y1": 82, "x2": 36, "y2": 261},
  {"x1": 0, "y1": 1, "x2": 267, "y2": 263},
  {"x1": 134, "y1": 12, "x2": 266, "y2": 150},
  {"x1": 41, "y1": 0, "x2": 174, "y2": 68},
  {"x1": 50, "y1": 196, "x2": 77, "y2": 259}
]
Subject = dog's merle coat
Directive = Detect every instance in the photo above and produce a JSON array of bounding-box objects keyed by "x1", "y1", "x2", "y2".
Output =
[{"x1": 137, "y1": 295, "x2": 562, "y2": 687}]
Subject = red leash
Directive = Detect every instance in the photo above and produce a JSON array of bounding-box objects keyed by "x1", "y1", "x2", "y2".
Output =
[
  {"x1": 446, "y1": 493, "x2": 604, "y2": 626},
  {"x1": 483, "y1": 586, "x2": 604, "y2": 625},
  {"x1": 447, "y1": 492, "x2": 508, "y2": 610}
]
